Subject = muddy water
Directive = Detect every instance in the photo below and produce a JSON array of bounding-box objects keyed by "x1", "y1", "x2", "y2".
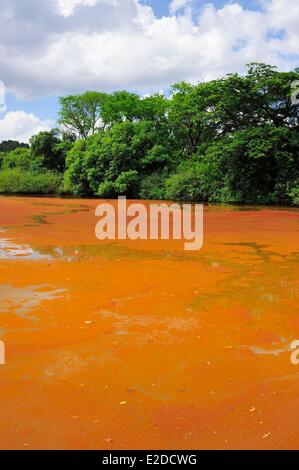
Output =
[{"x1": 0, "y1": 196, "x2": 299, "y2": 450}]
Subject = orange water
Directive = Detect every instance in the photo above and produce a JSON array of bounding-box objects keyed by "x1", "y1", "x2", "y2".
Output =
[{"x1": 0, "y1": 196, "x2": 298, "y2": 450}]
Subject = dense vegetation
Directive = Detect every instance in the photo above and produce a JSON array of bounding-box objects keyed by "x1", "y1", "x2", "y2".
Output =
[
  {"x1": 0, "y1": 140, "x2": 29, "y2": 153},
  {"x1": 0, "y1": 63, "x2": 298, "y2": 204}
]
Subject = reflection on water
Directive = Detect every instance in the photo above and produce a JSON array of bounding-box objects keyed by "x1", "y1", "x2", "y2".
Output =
[
  {"x1": 0, "y1": 235, "x2": 52, "y2": 260},
  {"x1": 0, "y1": 228, "x2": 73, "y2": 261},
  {"x1": 0, "y1": 234, "x2": 204, "y2": 263},
  {"x1": 249, "y1": 345, "x2": 291, "y2": 356},
  {"x1": 0, "y1": 284, "x2": 66, "y2": 320},
  {"x1": 25, "y1": 203, "x2": 91, "y2": 227},
  {"x1": 0, "y1": 235, "x2": 160, "y2": 262}
]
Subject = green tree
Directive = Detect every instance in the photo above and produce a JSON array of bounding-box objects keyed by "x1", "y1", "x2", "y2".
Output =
[
  {"x1": 211, "y1": 63, "x2": 299, "y2": 133},
  {"x1": 201, "y1": 126, "x2": 299, "y2": 203},
  {"x1": 64, "y1": 120, "x2": 168, "y2": 197},
  {"x1": 58, "y1": 91, "x2": 107, "y2": 138},
  {"x1": 168, "y1": 81, "x2": 218, "y2": 157},
  {"x1": 14, "y1": 62, "x2": 299, "y2": 202},
  {"x1": 100, "y1": 91, "x2": 140, "y2": 126},
  {"x1": 0, "y1": 140, "x2": 29, "y2": 152},
  {"x1": 1, "y1": 148, "x2": 33, "y2": 171},
  {"x1": 30, "y1": 129, "x2": 70, "y2": 172}
]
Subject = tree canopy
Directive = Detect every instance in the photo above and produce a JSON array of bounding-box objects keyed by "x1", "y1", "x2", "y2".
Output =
[{"x1": 1, "y1": 63, "x2": 299, "y2": 203}]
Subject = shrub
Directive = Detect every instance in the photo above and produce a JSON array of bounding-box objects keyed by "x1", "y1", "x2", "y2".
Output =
[
  {"x1": 30, "y1": 130, "x2": 70, "y2": 172},
  {"x1": 1, "y1": 148, "x2": 34, "y2": 171},
  {"x1": 165, "y1": 163, "x2": 206, "y2": 202},
  {"x1": 0, "y1": 169, "x2": 62, "y2": 194},
  {"x1": 114, "y1": 170, "x2": 139, "y2": 197},
  {"x1": 139, "y1": 172, "x2": 167, "y2": 200},
  {"x1": 97, "y1": 181, "x2": 116, "y2": 198},
  {"x1": 288, "y1": 185, "x2": 299, "y2": 205}
]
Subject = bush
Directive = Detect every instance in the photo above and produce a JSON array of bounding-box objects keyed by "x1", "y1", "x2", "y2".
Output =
[
  {"x1": 165, "y1": 163, "x2": 206, "y2": 202},
  {"x1": 1, "y1": 148, "x2": 34, "y2": 171},
  {"x1": 288, "y1": 186, "x2": 299, "y2": 205},
  {"x1": 97, "y1": 181, "x2": 116, "y2": 198},
  {"x1": 63, "y1": 138, "x2": 93, "y2": 196},
  {"x1": 0, "y1": 169, "x2": 62, "y2": 194},
  {"x1": 63, "y1": 120, "x2": 171, "y2": 197},
  {"x1": 139, "y1": 172, "x2": 167, "y2": 200},
  {"x1": 114, "y1": 170, "x2": 139, "y2": 197},
  {"x1": 0, "y1": 140, "x2": 29, "y2": 152},
  {"x1": 200, "y1": 127, "x2": 299, "y2": 203},
  {"x1": 30, "y1": 130, "x2": 70, "y2": 172}
]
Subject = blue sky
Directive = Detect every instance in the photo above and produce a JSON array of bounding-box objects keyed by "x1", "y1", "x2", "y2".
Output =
[
  {"x1": 0, "y1": 0, "x2": 298, "y2": 142},
  {"x1": 142, "y1": 0, "x2": 261, "y2": 17}
]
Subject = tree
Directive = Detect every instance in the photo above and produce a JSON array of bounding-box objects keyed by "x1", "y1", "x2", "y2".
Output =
[
  {"x1": 6, "y1": 62, "x2": 297, "y2": 202},
  {"x1": 1, "y1": 147, "x2": 33, "y2": 171},
  {"x1": 168, "y1": 81, "x2": 218, "y2": 157},
  {"x1": 58, "y1": 91, "x2": 107, "y2": 138},
  {"x1": 30, "y1": 129, "x2": 70, "y2": 172},
  {"x1": 165, "y1": 163, "x2": 204, "y2": 202},
  {"x1": 211, "y1": 63, "x2": 299, "y2": 133},
  {"x1": 63, "y1": 120, "x2": 168, "y2": 197},
  {"x1": 0, "y1": 140, "x2": 29, "y2": 152},
  {"x1": 100, "y1": 91, "x2": 140, "y2": 126},
  {"x1": 200, "y1": 126, "x2": 299, "y2": 203}
]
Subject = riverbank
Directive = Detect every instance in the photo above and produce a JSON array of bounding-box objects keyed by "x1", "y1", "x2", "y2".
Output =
[{"x1": 0, "y1": 190, "x2": 298, "y2": 208}]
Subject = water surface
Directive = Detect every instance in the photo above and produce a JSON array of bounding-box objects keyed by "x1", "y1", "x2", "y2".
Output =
[{"x1": 0, "y1": 196, "x2": 298, "y2": 450}]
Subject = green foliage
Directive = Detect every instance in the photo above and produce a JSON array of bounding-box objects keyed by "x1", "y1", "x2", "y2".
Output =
[
  {"x1": 0, "y1": 140, "x2": 29, "y2": 152},
  {"x1": 288, "y1": 185, "x2": 299, "y2": 205},
  {"x1": 141, "y1": 144, "x2": 172, "y2": 170},
  {"x1": 165, "y1": 163, "x2": 206, "y2": 202},
  {"x1": 168, "y1": 81, "x2": 218, "y2": 156},
  {"x1": 139, "y1": 172, "x2": 167, "y2": 200},
  {"x1": 1, "y1": 148, "x2": 33, "y2": 171},
  {"x1": 0, "y1": 169, "x2": 62, "y2": 194},
  {"x1": 63, "y1": 138, "x2": 93, "y2": 196},
  {"x1": 64, "y1": 119, "x2": 168, "y2": 196},
  {"x1": 58, "y1": 91, "x2": 107, "y2": 138},
  {"x1": 100, "y1": 91, "x2": 140, "y2": 125},
  {"x1": 97, "y1": 181, "x2": 116, "y2": 198},
  {"x1": 201, "y1": 126, "x2": 299, "y2": 203},
  {"x1": 30, "y1": 129, "x2": 69, "y2": 172},
  {"x1": 113, "y1": 170, "x2": 139, "y2": 197},
  {"x1": 1, "y1": 63, "x2": 299, "y2": 201}
]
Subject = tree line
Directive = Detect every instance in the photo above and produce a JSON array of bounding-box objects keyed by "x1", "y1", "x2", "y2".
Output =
[{"x1": 0, "y1": 63, "x2": 298, "y2": 204}]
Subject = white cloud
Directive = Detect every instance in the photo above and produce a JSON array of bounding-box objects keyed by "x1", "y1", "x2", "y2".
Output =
[
  {"x1": 169, "y1": 0, "x2": 193, "y2": 15},
  {"x1": 0, "y1": 111, "x2": 54, "y2": 143},
  {"x1": 0, "y1": 0, "x2": 298, "y2": 100},
  {"x1": 55, "y1": 0, "x2": 102, "y2": 17}
]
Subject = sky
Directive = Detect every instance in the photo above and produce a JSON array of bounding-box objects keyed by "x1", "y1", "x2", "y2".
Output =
[{"x1": 0, "y1": 0, "x2": 298, "y2": 142}]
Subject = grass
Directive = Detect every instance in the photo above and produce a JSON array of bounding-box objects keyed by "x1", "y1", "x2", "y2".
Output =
[{"x1": 0, "y1": 169, "x2": 62, "y2": 195}]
